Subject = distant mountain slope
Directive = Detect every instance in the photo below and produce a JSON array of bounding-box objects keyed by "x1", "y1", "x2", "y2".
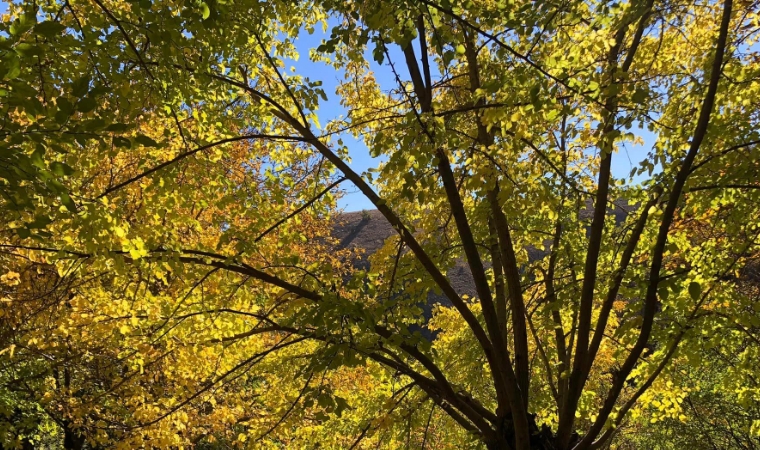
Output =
[
  {"x1": 330, "y1": 210, "x2": 465, "y2": 324},
  {"x1": 330, "y1": 201, "x2": 637, "y2": 318}
]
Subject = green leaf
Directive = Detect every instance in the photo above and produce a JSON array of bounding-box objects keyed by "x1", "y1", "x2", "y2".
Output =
[
  {"x1": 442, "y1": 50, "x2": 455, "y2": 66},
  {"x1": 688, "y1": 282, "x2": 701, "y2": 301},
  {"x1": 632, "y1": 88, "x2": 647, "y2": 104},
  {"x1": 30, "y1": 145, "x2": 46, "y2": 169},
  {"x1": 15, "y1": 43, "x2": 42, "y2": 58},
  {"x1": 10, "y1": 14, "x2": 36, "y2": 36},
  {"x1": 19, "y1": 13, "x2": 37, "y2": 27},
  {"x1": 59, "y1": 191, "x2": 77, "y2": 212},
  {"x1": 77, "y1": 96, "x2": 98, "y2": 113},
  {"x1": 372, "y1": 43, "x2": 384, "y2": 65},
  {"x1": 106, "y1": 123, "x2": 132, "y2": 132},
  {"x1": 200, "y1": 2, "x2": 211, "y2": 19},
  {"x1": 113, "y1": 136, "x2": 132, "y2": 149},
  {"x1": 72, "y1": 76, "x2": 91, "y2": 98},
  {"x1": 1, "y1": 54, "x2": 21, "y2": 80},
  {"x1": 82, "y1": 118, "x2": 106, "y2": 131},
  {"x1": 29, "y1": 215, "x2": 52, "y2": 229},
  {"x1": 334, "y1": 396, "x2": 350, "y2": 416},
  {"x1": 57, "y1": 97, "x2": 75, "y2": 115},
  {"x1": 47, "y1": 177, "x2": 66, "y2": 193},
  {"x1": 54, "y1": 110, "x2": 70, "y2": 125},
  {"x1": 530, "y1": 84, "x2": 541, "y2": 107},
  {"x1": 134, "y1": 135, "x2": 159, "y2": 147},
  {"x1": 34, "y1": 21, "x2": 67, "y2": 37},
  {"x1": 49, "y1": 161, "x2": 75, "y2": 176}
]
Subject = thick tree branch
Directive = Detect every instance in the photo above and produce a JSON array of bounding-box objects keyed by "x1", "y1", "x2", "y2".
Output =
[
  {"x1": 574, "y1": 1, "x2": 734, "y2": 447},
  {"x1": 560, "y1": 5, "x2": 653, "y2": 441},
  {"x1": 460, "y1": 26, "x2": 531, "y2": 449},
  {"x1": 584, "y1": 190, "x2": 662, "y2": 376}
]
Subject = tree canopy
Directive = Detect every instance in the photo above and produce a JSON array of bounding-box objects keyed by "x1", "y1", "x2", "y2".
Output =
[{"x1": 1, "y1": 0, "x2": 760, "y2": 449}]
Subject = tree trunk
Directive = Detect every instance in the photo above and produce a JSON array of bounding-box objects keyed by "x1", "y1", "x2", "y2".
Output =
[
  {"x1": 63, "y1": 420, "x2": 86, "y2": 450},
  {"x1": 487, "y1": 416, "x2": 560, "y2": 450}
]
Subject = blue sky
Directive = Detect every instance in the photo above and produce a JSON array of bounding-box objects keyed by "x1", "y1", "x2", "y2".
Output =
[
  {"x1": 1, "y1": 2, "x2": 656, "y2": 212},
  {"x1": 288, "y1": 25, "x2": 657, "y2": 211},
  {"x1": 287, "y1": 26, "x2": 393, "y2": 212}
]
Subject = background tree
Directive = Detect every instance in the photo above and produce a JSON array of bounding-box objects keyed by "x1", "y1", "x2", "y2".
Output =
[{"x1": 2, "y1": 0, "x2": 760, "y2": 449}]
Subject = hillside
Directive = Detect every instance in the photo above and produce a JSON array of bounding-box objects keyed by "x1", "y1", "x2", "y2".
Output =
[{"x1": 330, "y1": 201, "x2": 636, "y2": 322}]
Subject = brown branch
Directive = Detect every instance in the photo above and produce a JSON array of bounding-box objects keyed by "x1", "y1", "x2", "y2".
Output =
[
  {"x1": 253, "y1": 177, "x2": 346, "y2": 243},
  {"x1": 560, "y1": 3, "x2": 654, "y2": 440},
  {"x1": 689, "y1": 139, "x2": 760, "y2": 173},
  {"x1": 91, "y1": 0, "x2": 154, "y2": 81},
  {"x1": 686, "y1": 183, "x2": 760, "y2": 193},
  {"x1": 526, "y1": 312, "x2": 560, "y2": 403},
  {"x1": 252, "y1": 30, "x2": 309, "y2": 127},
  {"x1": 574, "y1": 1, "x2": 734, "y2": 447},
  {"x1": 584, "y1": 190, "x2": 661, "y2": 376},
  {"x1": 135, "y1": 335, "x2": 308, "y2": 428},
  {"x1": 545, "y1": 221, "x2": 568, "y2": 400},
  {"x1": 97, "y1": 134, "x2": 306, "y2": 198},
  {"x1": 254, "y1": 370, "x2": 316, "y2": 442},
  {"x1": 488, "y1": 218, "x2": 508, "y2": 338}
]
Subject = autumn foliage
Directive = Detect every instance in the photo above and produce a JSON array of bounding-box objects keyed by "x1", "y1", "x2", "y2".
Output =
[{"x1": 1, "y1": 0, "x2": 760, "y2": 448}]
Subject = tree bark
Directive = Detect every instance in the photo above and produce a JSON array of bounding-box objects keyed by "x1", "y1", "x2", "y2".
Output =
[{"x1": 63, "y1": 420, "x2": 86, "y2": 450}]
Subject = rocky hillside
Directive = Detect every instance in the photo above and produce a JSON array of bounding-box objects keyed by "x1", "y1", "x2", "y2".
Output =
[{"x1": 330, "y1": 201, "x2": 636, "y2": 324}]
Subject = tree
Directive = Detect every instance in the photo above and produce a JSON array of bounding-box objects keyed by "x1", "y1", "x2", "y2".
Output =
[{"x1": 2, "y1": 0, "x2": 760, "y2": 449}]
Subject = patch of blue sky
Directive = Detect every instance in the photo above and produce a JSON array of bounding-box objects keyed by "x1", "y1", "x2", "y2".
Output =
[
  {"x1": 288, "y1": 18, "x2": 661, "y2": 210},
  {"x1": 283, "y1": 18, "x2": 396, "y2": 211},
  {"x1": 0, "y1": 1, "x2": 661, "y2": 210}
]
